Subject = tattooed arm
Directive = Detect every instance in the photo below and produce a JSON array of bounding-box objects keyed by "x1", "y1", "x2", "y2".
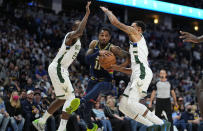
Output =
[
  {"x1": 100, "y1": 7, "x2": 138, "y2": 35},
  {"x1": 110, "y1": 45, "x2": 130, "y2": 67},
  {"x1": 65, "y1": 2, "x2": 91, "y2": 46},
  {"x1": 109, "y1": 45, "x2": 131, "y2": 75}
]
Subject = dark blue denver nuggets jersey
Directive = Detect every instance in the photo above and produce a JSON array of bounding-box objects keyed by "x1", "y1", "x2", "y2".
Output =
[{"x1": 89, "y1": 41, "x2": 114, "y2": 81}]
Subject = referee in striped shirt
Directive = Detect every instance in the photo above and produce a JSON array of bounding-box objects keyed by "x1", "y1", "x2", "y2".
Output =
[{"x1": 149, "y1": 69, "x2": 178, "y2": 131}]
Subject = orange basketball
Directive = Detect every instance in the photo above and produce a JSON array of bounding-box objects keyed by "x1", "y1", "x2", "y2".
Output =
[{"x1": 99, "y1": 51, "x2": 116, "y2": 69}]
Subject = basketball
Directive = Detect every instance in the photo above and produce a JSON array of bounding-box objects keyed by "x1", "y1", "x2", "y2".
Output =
[{"x1": 99, "y1": 51, "x2": 116, "y2": 69}]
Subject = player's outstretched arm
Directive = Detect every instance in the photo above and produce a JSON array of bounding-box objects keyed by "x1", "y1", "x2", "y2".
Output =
[
  {"x1": 66, "y1": 2, "x2": 91, "y2": 45},
  {"x1": 100, "y1": 7, "x2": 137, "y2": 35},
  {"x1": 109, "y1": 64, "x2": 132, "y2": 75},
  {"x1": 180, "y1": 31, "x2": 203, "y2": 43}
]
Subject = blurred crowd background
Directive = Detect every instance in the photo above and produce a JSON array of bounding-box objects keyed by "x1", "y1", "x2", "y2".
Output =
[{"x1": 0, "y1": 0, "x2": 202, "y2": 131}]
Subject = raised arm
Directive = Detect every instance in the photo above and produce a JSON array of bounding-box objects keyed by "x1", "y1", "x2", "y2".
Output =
[
  {"x1": 100, "y1": 7, "x2": 137, "y2": 35},
  {"x1": 66, "y1": 2, "x2": 91, "y2": 45},
  {"x1": 85, "y1": 40, "x2": 99, "y2": 64},
  {"x1": 180, "y1": 31, "x2": 203, "y2": 43}
]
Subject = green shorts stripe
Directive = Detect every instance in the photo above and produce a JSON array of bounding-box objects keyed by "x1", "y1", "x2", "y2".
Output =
[
  {"x1": 57, "y1": 53, "x2": 66, "y2": 83},
  {"x1": 131, "y1": 42, "x2": 146, "y2": 80},
  {"x1": 56, "y1": 94, "x2": 65, "y2": 98}
]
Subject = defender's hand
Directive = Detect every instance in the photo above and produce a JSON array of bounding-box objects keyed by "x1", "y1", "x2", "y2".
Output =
[
  {"x1": 100, "y1": 6, "x2": 109, "y2": 12},
  {"x1": 86, "y1": 1, "x2": 91, "y2": 15},
  {"x1": 107, "y1": 64, "x2": 120, "y2": 71},
  {"x1": 180, "y1": 31, "x2": 199, "y2": 43}
]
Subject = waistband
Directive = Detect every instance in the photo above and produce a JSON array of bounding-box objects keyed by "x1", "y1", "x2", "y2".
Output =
[{"x1": 90, "y1": 76, "x2": 112, "y2": 82}]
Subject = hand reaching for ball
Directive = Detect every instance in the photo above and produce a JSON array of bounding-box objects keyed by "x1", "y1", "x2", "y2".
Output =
[
  {"x1": 99, "y1": 50, "x2": 116, "y2": 69},
  {"x1": 99, "y1": 50, "x2": 112, "y2": 57}
]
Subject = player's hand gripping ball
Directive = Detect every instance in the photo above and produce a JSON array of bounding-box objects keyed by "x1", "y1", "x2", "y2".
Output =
[{"x1": 99, "y1": 50, "x2": 116, "y2": 69}]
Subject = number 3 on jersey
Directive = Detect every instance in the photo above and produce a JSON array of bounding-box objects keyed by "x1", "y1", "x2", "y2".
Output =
[{"x1": 94, "y1": 56, "x2": 101, "y2": 70}]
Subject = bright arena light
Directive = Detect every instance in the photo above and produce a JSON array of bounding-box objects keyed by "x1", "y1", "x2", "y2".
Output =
[
  {"x1": 154, "y1": 18, "x2": 159, "y2": 24},
  {"x1": 97, "y1": 0, "x2": 203, "y2": 20},
  {"x1": 194, "y1": 26, "x2": 199, "y2": 31}
]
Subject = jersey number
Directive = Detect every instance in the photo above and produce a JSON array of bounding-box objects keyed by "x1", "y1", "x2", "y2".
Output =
[
  {"x1": 94, "y1": 56, "x2": 101, "y2": 70},
  {"x1": 72, "y1": 52, "x2": 78, "y2": 60}
]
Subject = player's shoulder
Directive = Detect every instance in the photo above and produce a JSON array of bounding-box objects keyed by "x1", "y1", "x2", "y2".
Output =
[{"x1": 89, "y1": 40, "x2": 98, "y2": 48}]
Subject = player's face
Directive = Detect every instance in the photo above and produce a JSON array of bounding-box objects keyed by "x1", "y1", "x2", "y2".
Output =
[
  {"x1": 131, "y1": 23, "x2": 142, "y2": 33},
  {"x1": 159, "y1": 70, "x2": 167, "y2": 79},
  {"x1": 98, "y1": 30, "x2": 111, "y2": 46}
]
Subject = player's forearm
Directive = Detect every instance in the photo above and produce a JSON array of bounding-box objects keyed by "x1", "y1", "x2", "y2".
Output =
[
  {"x1": 85, "y1": 51, "x2": 99, "y2": 64},
  {"x1": 197, "y1": 35, "x2": 203, "y2": 43},
  {"x1": 114, "y1": 65, "x2": 132, "y2": 75},
  {"x1": 75, "y1": 12, "x2": 90, "y2": 36},
  {"x1": 104, "y1": 10, "x2": 119, "y2": 26}
]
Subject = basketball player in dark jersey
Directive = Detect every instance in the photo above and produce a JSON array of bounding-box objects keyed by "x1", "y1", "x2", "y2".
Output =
[{"x1": 80, "y1": 27, "x2": 130, "y2": 131}]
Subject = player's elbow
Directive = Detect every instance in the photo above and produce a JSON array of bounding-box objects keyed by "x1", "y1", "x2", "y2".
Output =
[{"x1": 112, "y1": 21, "x2": 118, "y2": 26}]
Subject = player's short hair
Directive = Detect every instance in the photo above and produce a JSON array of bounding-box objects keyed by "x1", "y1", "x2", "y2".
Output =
[
  {"x1": 160, "y1": 69, "x2": 167, "y2": 73},
  {"x1": 133, "y1": 21, "x2": 146, "y2": 32},
  {"x1": 99, "y1": 27, "x2": 111, "y2": 36}
]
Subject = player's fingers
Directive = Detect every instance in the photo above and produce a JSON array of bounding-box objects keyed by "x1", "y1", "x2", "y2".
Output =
[
  {"x1": 180, "y1": 31, "x2": 189, "y2": 35},
  {"x1": 87, "y1": 1, "x2": 91, "y2": 6},
  {"x1": 179, "y1": 34, "x2": 190, "y2": 39},
  {"x1": 179, "y1": 35, "x2": 186, "y2": 39},
  {"x1": 183, "y1": 38, "x2": 192, "y2": 42}
]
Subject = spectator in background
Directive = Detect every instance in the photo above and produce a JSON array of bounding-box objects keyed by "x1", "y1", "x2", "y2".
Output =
[
  {"x1": 172, "y1": 105, "x2": 187, "y2": 131},
  {"x1": 20, "y1": 89, "x2": 27, "y2": 102},
  {"x1": 181, "y1": 103, "x2": 202, "y2": 131},
  {"x1": 92, "y1": 101, "x2": 112, "y2": 131},
  {"x1": 35, "y1": 64, "x2": 47, "y2": 80},
  {"x1": 24, "y1": 78, "x2": 34, "y2": 91},
  {"x1": 104, "y1": 98, "x2": 131, "y2": 131},
  {"x1": 0, "y1": 96, "x2": 10, "y2": 131},
  {"x1": 5, "y1": 91, "x2": 25, "y2": 131},
  {"x1": 21, "y1": 90, "x2": 39, "y2": 131}
]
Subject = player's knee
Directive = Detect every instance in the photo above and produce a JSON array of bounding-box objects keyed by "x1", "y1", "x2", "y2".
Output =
[{"x1": 119, "y1": 96, "x2": 128, "y2": 111}]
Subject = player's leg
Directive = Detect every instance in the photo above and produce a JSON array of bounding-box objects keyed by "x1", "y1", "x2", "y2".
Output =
[
  {"x1": 119, "y1": 95, "x2": 154, "y2": 126},
  {"x1": 79, "y1": 80, "x2": 97, "y2": 130},
  {"x1": 82, "y1": 81, "x2": 112, "y2": 103},
  {"x1": 33, "y1": 65, "x2": 67, "y2": 130},
  {"x1": 81, "y1": 81, "x2": 112, "y2": 130},
  {"x1": 121, "y1": 80, "x2": 164, "y2": 125},
  {"x1": 119, "y1": 81, "x2": 154, "y2": 126},
  {"x1": 58, "y1": 77, "x2": 80, "y2": 131}
]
